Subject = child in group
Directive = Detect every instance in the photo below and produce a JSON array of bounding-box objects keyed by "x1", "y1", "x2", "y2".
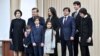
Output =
[
  {"x1": 31, "y1": 16, "x2": 44, "y2": 56},
  {"x1": 23, "y1": 25, "x2": 33, "y2": 56},
  {"x1": 44, "y1": 20, "x2": 56, "y2": 56}
]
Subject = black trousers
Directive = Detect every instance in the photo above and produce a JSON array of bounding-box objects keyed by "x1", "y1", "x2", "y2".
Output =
[
  {"x1": 49, "y1": 54, "x2": 54, "y2": 56},
  {"x1": 54, "y1": 42, "x2": 58, "y2": 56},
  {"x1": 33, "y1": 46, "x2": 43, "y2": 56},
  {"x1": 25, "y1": 53, "x2": 33, "y2": 56},
  {"x1": 61, "y1": 39, "x2": 74, "y2": 56},
  {"x1": 74, "y1": 33, "x2": 79, "y2": 56},
  {"x1": 80, "y1": 46, "x2": 90, "y2": 56}
]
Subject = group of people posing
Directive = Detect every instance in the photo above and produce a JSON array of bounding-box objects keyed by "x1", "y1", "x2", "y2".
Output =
[{"x1": 9, "y1": 1, "x2": 93, "y2": 56}]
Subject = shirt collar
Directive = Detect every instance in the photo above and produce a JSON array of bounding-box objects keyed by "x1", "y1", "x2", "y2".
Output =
[
  {"x1": 75, "y1": 8, "x2": 81, "y2": 13},
  {"x1": 84, "y1": 15, "x2": 88, "y2": 18},
  {"x1": 35, "y1": 24, "x2": 40, "y2": 28},
  {"x1": 64, "y1": 15, "x2": 69, "y2": 18}
]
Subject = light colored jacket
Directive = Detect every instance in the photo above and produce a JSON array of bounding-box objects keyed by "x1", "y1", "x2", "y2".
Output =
[{"x1": 44, "y1": 29, "x2": 56, "y2": 54}]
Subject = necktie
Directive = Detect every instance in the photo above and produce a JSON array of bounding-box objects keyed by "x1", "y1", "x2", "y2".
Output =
[{"x1": 64, "y1": 17, "x2": 67, "y2": 24}]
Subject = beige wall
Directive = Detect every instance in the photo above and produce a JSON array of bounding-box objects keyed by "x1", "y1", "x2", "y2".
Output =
[
  {"x1": 10, "y1": 0, "x2": 100, "y2": 56},
  {"x1": 37, "y1": 0, "x2": 100, "y2": 56},
  {"x1": 10, "y1": 0, "x2": 20, "y2": 19}
]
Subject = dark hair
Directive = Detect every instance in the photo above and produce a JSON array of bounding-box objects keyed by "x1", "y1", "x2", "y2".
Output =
[
  {"x1": 63, "y1": 7, "x2": 70, "y2": 12},
  {"x1": 34, "y1": 16, "x2": 40, "y2": 22},
  {"x1": 45, "y1": 20, "x2": 53, "y2": 29},
  {"x1": 79, "y1": 8, "x2": 88, "y2": 15},
  {"x1": 73, "y1": 1, "x2": 81, "y2": 7},
  {"x1": 26, "y1": 25, "x2": 31, "y2": 29},
  {"x1": 32, "y1": 8, "x2": 39, "y2": 12},
  {"x1": 14, "y1": 9, "x2": 22, "y2": 16},
  {"x1": 48, "y1": 7, "x2": 58, "y2": 18}
]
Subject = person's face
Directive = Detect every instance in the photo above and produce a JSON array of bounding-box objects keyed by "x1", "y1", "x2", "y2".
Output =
[
  {"x1": 73, "y1": 4, "x2": 80, "y2": 10},
  {"x1": 26, "y1": 28, "x2": 31, "y2": 32},
  {"x1": 34, "y1": 19, "x2": 40, "y2": 25},
  {"x1": 16, "y1": 12, "x2": 21, "y2": 18},
  {"x1": 26, "y1": 29, "x2": 31, "y2": 33},
  {"x1": 47, "y1": 22, "x2": 52, "y2": 29},
  {"x1": 63, "y1": 9, "x2": 70, "y2": 16},
  {"x1": 79, "y1": 13, "x2": 84, "y2": 18},
  {"x1": 48, "y1": 9, "x2": 52, "y2": 16},
  {"x1": 32, "y1": 9, "x2": 38, "y2": 17}
]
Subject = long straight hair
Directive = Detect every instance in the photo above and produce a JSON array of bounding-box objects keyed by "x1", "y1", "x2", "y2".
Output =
[{"x1": 48, "y1": 7, "x2": 58, "y2": 18}]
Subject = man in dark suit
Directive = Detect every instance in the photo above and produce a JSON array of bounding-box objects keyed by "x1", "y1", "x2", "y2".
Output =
[
  {"x1": 72, "y1": 1, "x2": 81, "y2": 56},
  {"x1": 27, "y1": 8, "x2": 45, "y2": 27},
  {"x1": 59, "y1": 7, "x2": 75, "y2": 56}
]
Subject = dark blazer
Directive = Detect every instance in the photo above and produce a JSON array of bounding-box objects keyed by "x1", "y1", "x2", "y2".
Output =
[
  {"x1": 31, "y1": 25, "x2": 44, "y2": 44},
  {"x1": 79, "y1": 15, "x2": 93, "y2": 46},
  {"x1": 72, "y1": 12, "x2": 81, "y2": 33},
  {"x1": 46, "y1": 16, "x2": 60, "y2": 42},
  {"x1": 23, "y1": 34, "x2": 33, "y2": 53},
  {"x1": 59, "y1": 16, "x2": 75, "y2": 40},
  {"x1": 27, "y1": 16, "x2": 45, "y2": 27},
  {"x1": 23, "y1": 34, "x2": 31, "y2": 46}
]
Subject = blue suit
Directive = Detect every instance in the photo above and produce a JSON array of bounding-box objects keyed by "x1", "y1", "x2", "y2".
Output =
[
  {"x1": 59, "y1": 16, "x2": 75, "y2": 56},
  {"x1": 31, "y1": 25, "x2": 44, "y2": 56},
  {"x1": 59, "y1": 16, "x2": 75, "y2": 40}
]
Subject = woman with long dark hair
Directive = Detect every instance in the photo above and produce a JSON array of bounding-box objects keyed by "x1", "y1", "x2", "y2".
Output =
[{"x1": 46, "y1": 7, "x2": 60, "y2": 56}]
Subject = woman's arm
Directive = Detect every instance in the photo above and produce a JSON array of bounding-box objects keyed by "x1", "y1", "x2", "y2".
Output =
[{"x1": 9, "y1": 20, "x2": 14, "y2": 39}]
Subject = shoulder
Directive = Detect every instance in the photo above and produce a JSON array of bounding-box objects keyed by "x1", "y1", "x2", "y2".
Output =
[
  {"x1": 86, "y1": 15, "x2": 92, "y2": 21},
  {"x1": 20, "y1": 19, "x2": 26, "y2": 23},
  {"x1": 72, "y1": 12, "x2": 75, "y2": 15},
  {"x1": 39, "y1": 25, "x2": 43, "y2": 29},
  {"x1": 60, "y1": 16, "x2": 63, "y2": 19},
  {"x1": 28, "y1": 17, "x2": 33, "y2": 21},
  {"x1": 59, "y1": 17, "x2": 64, "y2": 21},
  {"x1": 21, "y1": 19, "x2": 25, "y2": 21},
  {"x1": 69, "y1": 16, "x2": 74, "y2": 19},
  {"x1": 39, "y1": 16, "x2": 44, "y2": 19},
  {"x1": 11, "y1": 19, "x2": 15, "y2": 22}
]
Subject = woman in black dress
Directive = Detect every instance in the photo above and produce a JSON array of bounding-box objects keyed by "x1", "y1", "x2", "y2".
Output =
[
  {"x1": 79, "y1": 8, "x2": 93, "y2": 56},
  {"x1": 10, "y1": 9, "x2": 26, "y2": 56},
  {"x1": 46, "y1": 7, "x2": 60, "y2": 56}
]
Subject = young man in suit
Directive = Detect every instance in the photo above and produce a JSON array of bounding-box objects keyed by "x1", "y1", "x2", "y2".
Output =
[
  {"x1": 27, "y1": 8, "x2": 45, "y2": 27},
  {"x1": 59, "y1": 7, "x2": 75, "y2": 56},
  {"x1": 72, "y1": 1, "x2": 81, "y2": 56}
]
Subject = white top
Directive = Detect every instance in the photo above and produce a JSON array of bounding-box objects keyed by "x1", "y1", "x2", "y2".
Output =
[{"x1": 44, "y1": 29, "x2": 56, "y2": 54}]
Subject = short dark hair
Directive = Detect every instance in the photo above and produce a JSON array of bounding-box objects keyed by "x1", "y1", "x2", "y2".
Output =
[
  {"x1": 32, "y1": 8, "x2": 39, "y2": 12},
  {"x1": 26, "y1": 25, "x2": 31, "y2": 29},
  {"x1": 79, "y1": 8, "x2": 87, "y2": 15},
  {"x1": 14, "y1": 9, "x2": 22, "y2": 16},
  {"x1": 73, "y1": 1, "x2": 81, "y2": 7},
  {"x1": 34, "y1": 16, "x2": 40, "y2": 22},
  {"x1": 63, "y1": 7, "x2": 70, "y2": 12}
]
